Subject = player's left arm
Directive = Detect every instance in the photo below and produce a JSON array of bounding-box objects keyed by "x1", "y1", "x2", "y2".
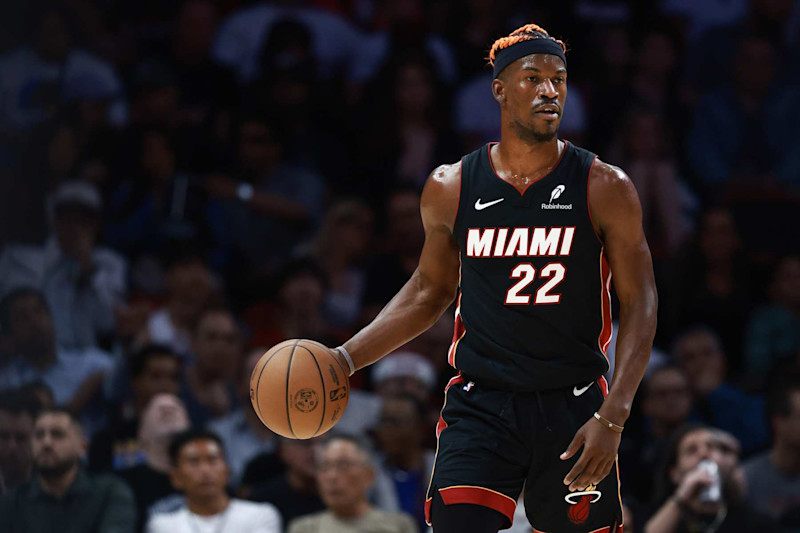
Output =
[{"x1": 562, "y1": 160, "x2": 658, "y2": 492}]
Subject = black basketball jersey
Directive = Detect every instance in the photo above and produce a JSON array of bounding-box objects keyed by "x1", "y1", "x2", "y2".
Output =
[{"x1": 448, "y1": 141, "x2": 612, "y2": 391}]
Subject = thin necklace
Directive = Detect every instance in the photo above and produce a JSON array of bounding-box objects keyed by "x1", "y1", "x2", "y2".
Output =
[
  {"x1": 703, "y1": 504, "x2": 727, "y2": 533},
  {"x1": 186, "y1": 502, "x2": 231, "y2": 533}
]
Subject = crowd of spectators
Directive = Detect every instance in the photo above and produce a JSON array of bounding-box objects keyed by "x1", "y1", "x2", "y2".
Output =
[{"x1": 1, "y1": 0, "x2": 799, "y2": 531}]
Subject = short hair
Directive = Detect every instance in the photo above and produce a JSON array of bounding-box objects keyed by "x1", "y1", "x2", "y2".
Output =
[
  {"x1": 272, "y1": 257, "x2": 330, "y2": 295},
  {"x1": 129, "y1": 344, "x2": 179, "y2": 378},
  {"x1": 168, "y1": 428, "x2": 226, "y2": 466},
  {"x1": 192, "y1": 306, "x2": 237, "y2": 335},
  {"x1": 0, "y1": 388, "x2": 41, "y2": 419},
  {"x1": 35, "y1": 407, "x2": 83, "y2": 433},
  {"x1": 0, "y1": 287, "x2": 47, "y2": 332},
  {"x1": 487, "y1": 23, "x2": 566, "y2": 70},
  {"x1": 642, "y1": 365, "x2": 685, "y2": 395},
  {"x1": 671, "y1": 325, "x2": 724, "y2": 358},
  {"x1": 324, "y1": 433, "x2": 377, "y2": 470},
  {"x1": 653, "y1": 422, "x2": 710, "y2": 505}
]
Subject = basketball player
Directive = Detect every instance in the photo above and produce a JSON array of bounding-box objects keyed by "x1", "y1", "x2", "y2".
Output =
[{"x1": 327, "y1": 23, "x2": 657, "y2": 533}]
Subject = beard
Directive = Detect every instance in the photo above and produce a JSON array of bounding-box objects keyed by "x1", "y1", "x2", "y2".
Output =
[
  {"x1": 510, "y1": 117, "x2": 559, "y2": 144},
  {"x1": 36, "y1": 455, "x2": 78, "y2": 479}
]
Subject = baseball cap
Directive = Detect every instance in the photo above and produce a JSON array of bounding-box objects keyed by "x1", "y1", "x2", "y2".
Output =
[
  {"x1": 51, "y1": 180, "x2": 102, "y2": 212},
  {"x1": 373, "y1": 351, "x2": 436, "y2": 391}
]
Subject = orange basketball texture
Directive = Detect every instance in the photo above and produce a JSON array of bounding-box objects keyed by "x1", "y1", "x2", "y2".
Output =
[{"x1": 250, "y1": 339, "x2": 350, "y2": 439}]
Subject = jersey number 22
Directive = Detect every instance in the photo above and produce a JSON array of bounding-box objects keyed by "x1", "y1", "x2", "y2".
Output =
[{"x1": 505, "y1": 263, "x2": 565, "y2": 305}]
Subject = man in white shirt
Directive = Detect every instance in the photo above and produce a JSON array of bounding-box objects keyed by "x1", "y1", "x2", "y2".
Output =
[
  {"x1": 146, "y1": 428, "x2": 281, "y2": 533},
  {"x1": 0, "y1": 181, "x2": 127, "y2": 351}
]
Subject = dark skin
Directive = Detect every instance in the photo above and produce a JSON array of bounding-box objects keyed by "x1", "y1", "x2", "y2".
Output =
[{"x1": 328, "y1": 53, "x2": 657, "y2": 493}]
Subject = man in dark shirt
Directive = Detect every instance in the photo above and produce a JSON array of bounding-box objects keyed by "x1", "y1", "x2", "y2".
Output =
[
  {"x1": 0, "y1": 408, "x2": 136, "y2": 533},
  {"x1": 89, "y1": 344, "x2": 181, "y2": 472},
  {"x1": 0, "y1": 388, "x2": 39, "y2": 492},
  {"x1": 249, "y1": 436, "x2": 325, "y2": 525}
]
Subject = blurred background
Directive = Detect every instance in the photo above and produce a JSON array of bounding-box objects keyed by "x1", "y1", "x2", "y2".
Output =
[{"x1": 0, "y1": 0, "x2": 799, "y2": 531}]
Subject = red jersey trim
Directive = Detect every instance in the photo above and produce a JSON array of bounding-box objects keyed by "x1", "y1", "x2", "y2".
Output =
[
  {"x1": 597, "y1": 249, "x2": 613, "y2": 358},
  {"x1": 438, "y1": 485, "x2": 517, "y2": 525}
]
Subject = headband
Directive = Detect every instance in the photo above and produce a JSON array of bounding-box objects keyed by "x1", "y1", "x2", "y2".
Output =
[{"x1": 492, "y1": 37, "x2": 567, "y2": 78}]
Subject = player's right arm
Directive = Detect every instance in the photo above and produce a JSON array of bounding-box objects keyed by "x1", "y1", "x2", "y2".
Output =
[{"x1": 332, "y1": 162, "x2": 462, "y2": 371}]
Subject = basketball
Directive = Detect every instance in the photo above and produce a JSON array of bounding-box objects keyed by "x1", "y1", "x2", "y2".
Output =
[{"x1": 249, "y1": 339, "x2": 350, "y2": 439}]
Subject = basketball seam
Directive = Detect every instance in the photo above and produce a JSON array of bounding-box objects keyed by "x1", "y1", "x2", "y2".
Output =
[
  {"x1": 285, "y1": 340, "x2": 299, "y2": 439},
  {"x1": 253, "y1": 342, "x2": 290, "y2": 422},
  {"x1": 299, "y1": 344, "x2": 326, "y2": 437}
]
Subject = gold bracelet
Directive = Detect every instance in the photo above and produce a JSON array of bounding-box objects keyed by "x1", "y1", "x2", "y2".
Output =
[{"x1": 593, "y1": 412, "x2": 624, "y2": 433}]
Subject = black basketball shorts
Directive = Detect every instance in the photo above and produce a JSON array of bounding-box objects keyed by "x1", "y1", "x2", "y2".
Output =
[{"x1": 425, "y1": 373, "x2": 623, "y2": 532}]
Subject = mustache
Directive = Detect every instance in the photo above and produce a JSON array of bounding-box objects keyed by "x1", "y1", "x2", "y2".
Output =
[{"x1": 533, "y1": 101, "x2": 561, "y2": 112}]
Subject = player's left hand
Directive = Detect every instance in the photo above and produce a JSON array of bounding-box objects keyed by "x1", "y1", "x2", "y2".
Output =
[{"x1": 560, "y1": 416, "x2": 621, "y2": 492}]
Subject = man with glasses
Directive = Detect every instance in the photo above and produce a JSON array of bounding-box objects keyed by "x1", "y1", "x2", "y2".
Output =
[{"x1": 289, "y1": 435, "x2": 416, "y2": 533}]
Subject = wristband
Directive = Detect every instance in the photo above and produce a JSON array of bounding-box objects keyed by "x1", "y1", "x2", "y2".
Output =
[
  {"x1": 335, "y1": 346, "x2": 355, "y2": 376},
  {"x1": 593, "y1": 412, "x2": 624, "y2": 433}
]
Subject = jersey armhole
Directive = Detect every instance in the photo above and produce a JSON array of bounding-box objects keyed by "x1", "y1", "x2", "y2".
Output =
[
  {"x1": 585, "y1": 155, "x2": 604, "y2": 245},
  {"x1": 452, "y1": 157, "x2": 466, "y2": 235}
]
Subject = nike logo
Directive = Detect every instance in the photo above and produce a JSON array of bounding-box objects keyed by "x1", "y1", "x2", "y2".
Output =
[
  {"x1": 474, "y1": 198, "x2": 504, "y2": 210},
  {"x1": 573, "y1": 383, "x2": 593, "y2": 397}
]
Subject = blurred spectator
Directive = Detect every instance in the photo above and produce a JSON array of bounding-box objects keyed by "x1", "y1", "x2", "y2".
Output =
[
  {"x1": 448, "y1": 0, "x2": 509, "y2": 81},
  {"x1": 357, "y1": 55, "x2": 460, "y2": 195},
  {"x1": 105, "y1": 131, "x2": 213, "y2": 265},
  {"x1": 687, "y1": 35, "x2": 800, "y2": 194},
  {"x1": 144, "y1": 252, "x2": 215, "y2": 358},
  {"x1": 621, "y1": 366, "x2": 693, "y2": 498},
  {"x1": 611, "y1": 108, "x2": 691, "y2": 259},
  {"x1": 631, "y1": 26, "x2": 684, "y2": 124},
  {"x1": 208, "y1": 347, "x2": 279, "y2": 487},
  {"x1": 585, "y1": 24, "x2": 634, "y2": 154},
  {"x1": 180, "y1": 308, "x2": 241, "y2": 425},
  {"x1": 660, "y1": 0, "x2": 748, "y2": 42},
  {"x1": 336, "y1": 351, "x2": 437, "y2": 437},
  {"x1": 118, "y1": 393, "x2": 190, "y2": 531},
  {"x1": 362, "y1": 188, "x2": 424, "y2": 319},
  {"x1": 249, "y1": 437, "x2": 326, "y2": 525},
  {"x1": 0, "y1": 6, "x2": 124, "y2": 132},
  {"x1": 146, "y1": 428, "x2": 281, "y2": 533},
  {"x1": 0, "y1": 181, "x2": 128, "y2": 350},
  {"x1": 205, "y1": 115, "x2": 325, "y2": 270},
  {"x1": 744, "y1": 255, "x2": 800, "y2": 382},
  {"x1": 373, "y1": 352, "x2": 436, "y2": 403},
  {"x1": 245, "y1": 18, "x2": 349, "y2": 178},
  {"x1": 348, "y1": 0, "x2": 457, "y2": 86},
  {"x1": 645, "y1": 423, "x2": 777, "y2": 532},
  {"x1": 0, "y1": 409, "x2": 136, "y2": 532},
  {"x1": 669, "y1": 207, "x2": 753, "y2": 370},
  {"x1": 127, "y1": 59, "x2": 180, "y2": 132},
  {"x1": 167, "y1": 1, "x2": 237, "y2": 133},
  {"x1": 373, "y1": 394, "x2": 436, "y2": 530},
  {"x1": 212, "y1": 1, "x2": 361, "y2": 82},
  {"x1": 683, "y1": 0, "x2": 795, "y2": 90},
  {"x1": 743, "y1": 373, "x2": 800, "y2": 520},
  {"x1": 673, "y1": 326, "x2": 768, "y2": 454},
  {"x1": 245, "y1": 258, "x2": 332, "y2": 349},
  {"x1": 289, "y1": 435, "x2": 416, "y2": 533},
  {"x1": 0, "y1": 388, "x2": 39, "y2": 491},
  {"x1": 299, "y1": 198, "x2": 375, "y2": 330},
  {"x1": 0, "y1": 287, "x2": 114, "y2": 432},
  {"x1": 89, "y1": 345, "x2": 181, "y2": 472}
]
